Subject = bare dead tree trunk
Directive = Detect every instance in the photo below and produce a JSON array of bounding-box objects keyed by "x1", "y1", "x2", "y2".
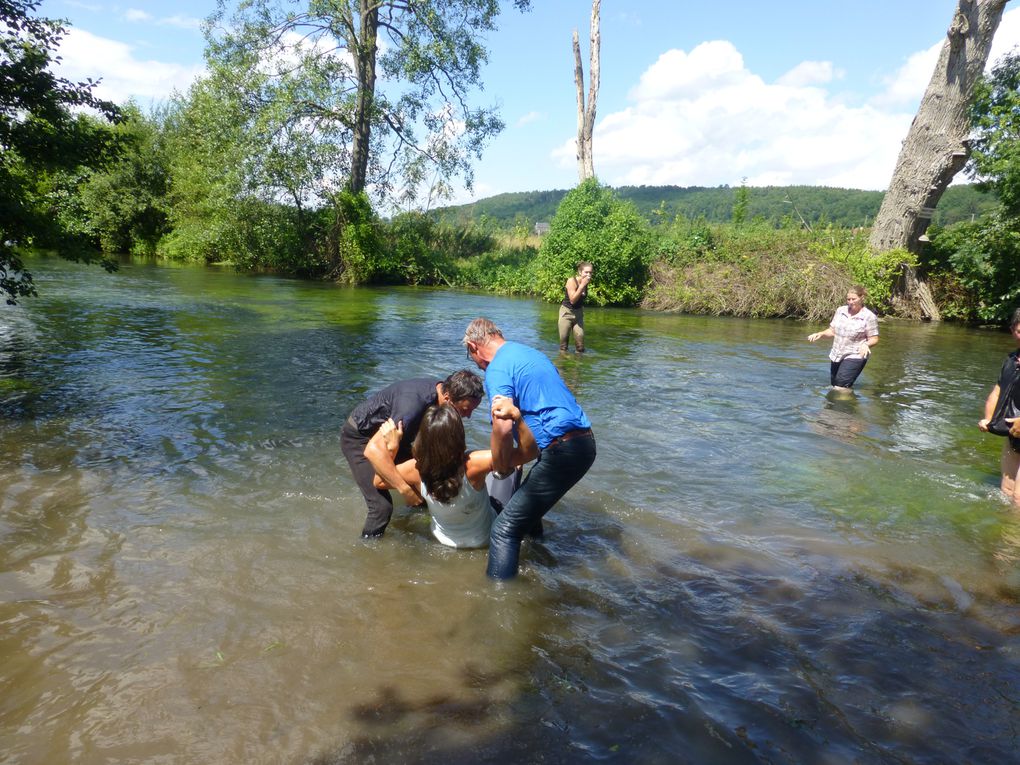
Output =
[
  {"x1": 573, "y1": 0, "x2": 600, "y2": 182},
  {"x1": 870, "y1": 0, "x2": 1007, "y2": 320}
]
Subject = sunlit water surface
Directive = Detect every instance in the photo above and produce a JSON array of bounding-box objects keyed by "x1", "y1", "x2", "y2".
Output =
[{"x1": 1, "y1": 256, "x2": 1018, "y2": 764}]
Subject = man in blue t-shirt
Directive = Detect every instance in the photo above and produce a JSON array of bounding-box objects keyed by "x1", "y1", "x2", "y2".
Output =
[
  {"x1": 463, "y1": 317, "x2": 597, "y2": 579},
  {"x1": 341, "y1": 371, "x2": 483, "y2": 538}
]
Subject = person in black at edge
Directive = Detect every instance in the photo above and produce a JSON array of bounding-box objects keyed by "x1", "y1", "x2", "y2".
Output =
[
  {"x1": 341, "y1": 371, "x2": 483, "y2": 537},
  {"x1": 979, "y1": 307, "x2": 1020, "y2": 507}
]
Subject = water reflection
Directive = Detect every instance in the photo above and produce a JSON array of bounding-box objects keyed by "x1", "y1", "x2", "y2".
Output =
[
  {"x1": 810, "y1": 389, "x2": 867, "y2": 443},
  {"x1": 1, "y1": 256, "x2": 1018, "y2": 763}
]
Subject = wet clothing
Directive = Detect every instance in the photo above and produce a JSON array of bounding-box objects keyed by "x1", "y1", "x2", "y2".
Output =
[
  {"x1": 830, "y1": 358, "x2": 868, "y2": 388},
  {"x1": 826, "y1": 305, "x2": 878, "y2": 388},
  {"x1": 483, "y1": 341, "x2": 596, "y2": 578},
  {"x1": 991, "y1": 349, "x2": 1020, "y2": 452},
  {"x1": 561, "y1": 279, "x2": 587, "y2": 310},
  {"x1": 341, "y1": 378, "x2": 439, "y2": 537},
  {"x1": 484, "y1": 341, "x2": 590, "y2": 449},
  {"x1": 828, "y1": 305, "x2": 878, "y2": 362},
  {"x1": 559, "y1": 278, "x2": 587, "y2": 351},
  {"x1": 421, "y1": 477, "x2": 495, "y2": 549}
]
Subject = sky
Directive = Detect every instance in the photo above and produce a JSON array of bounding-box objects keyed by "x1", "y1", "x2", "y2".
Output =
[{"x1": 38, "y1": 0, "x2": 1020, "y2": 205}]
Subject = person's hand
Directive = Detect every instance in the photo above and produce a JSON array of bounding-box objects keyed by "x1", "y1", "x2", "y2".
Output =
[
  {"x1": 808, "y1": 332, "x2": 821, "y2": 342},
  {"x1": 378, "y1": 418, "x2": 402, "y2": 452},
  {"x1": 979, "y1": 418, "x2": 991, "y2": 432},
  {"x1": 1008, "y1": 417, "x2": 1020, "y2": 438},
  {"x1": 859, "y1": 342, "x2": 871, "y2": 358},
  {"x1": 398, "y1": 484, "x2": 424, "y2": 506},
  {"x1": 491, "y1": 395, "x2": 520, "y2": 422}
]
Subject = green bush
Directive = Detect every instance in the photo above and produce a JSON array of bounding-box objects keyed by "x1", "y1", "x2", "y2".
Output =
[
  {"x1": 534, "y1": 179, "x2": 652, "y2": 306},
  {"x1": 654, "y1": 215, "x2": 716, "y2": 267},
  {"x1": 926, "y1": 213, "x2": 1020, "y2": 322},
  {"x1": 378, "y1": 212, "x2": 455, "y2": 286},
  {"x1": 810, "y1": 229, "x2": 910, "y2": 312},
  {"x1": 315, "y1": 190, "x2": 381, "y2": 284},
  {"x1": 452, "y1": 245, "x2": 538, "y2": 295}
]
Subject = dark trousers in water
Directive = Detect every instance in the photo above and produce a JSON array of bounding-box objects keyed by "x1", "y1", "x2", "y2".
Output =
[
  {"x1": 487, "y1": 431, "x2": 596, "y2": 579},
  {"x1": 340, "y1": 420, "x2": 394, "y2": 537},
  {"x1": 830, "y1": 357, "x2": 867, "y2": 388}
]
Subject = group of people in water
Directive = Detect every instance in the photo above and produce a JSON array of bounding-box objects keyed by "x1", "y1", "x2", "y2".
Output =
[
  {"x1": 341, "y1": 273, "x2": 1020, "y2": 580},
  {"x1": 341, "y1": 309, "x2": 596, "y2": 580}
]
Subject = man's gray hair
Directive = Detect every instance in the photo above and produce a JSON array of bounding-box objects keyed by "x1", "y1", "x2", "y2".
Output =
[{"x1": 462, "y1": 317, "x2": 504, "y2": 347}]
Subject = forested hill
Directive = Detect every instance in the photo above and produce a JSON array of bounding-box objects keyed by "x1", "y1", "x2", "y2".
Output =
[{"x1": 434, "y1": 184, "x2": 997, "y2": 229}]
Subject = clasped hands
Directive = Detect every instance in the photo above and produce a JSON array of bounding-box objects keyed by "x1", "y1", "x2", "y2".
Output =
[{"x1": 490, "y1": 395, "x2": 521, "y2": 422}]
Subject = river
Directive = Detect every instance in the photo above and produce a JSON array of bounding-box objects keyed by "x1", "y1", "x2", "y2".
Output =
[{"x1": 1, "y1": 255, "x2": 1017, "y2": 764}]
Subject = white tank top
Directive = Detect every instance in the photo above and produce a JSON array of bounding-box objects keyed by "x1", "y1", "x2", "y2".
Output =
[{"x1": 421, "y1": 478, "x2": 495, "y2": 548}]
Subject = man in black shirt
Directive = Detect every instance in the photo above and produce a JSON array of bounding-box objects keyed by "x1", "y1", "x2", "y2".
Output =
[{"x1": 341, "y1": 370, "x2": 483, "y2": 537}]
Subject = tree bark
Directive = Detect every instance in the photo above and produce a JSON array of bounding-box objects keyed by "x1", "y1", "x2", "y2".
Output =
[
  {"x1": 573, "y1": 0, "x2": 600, "y2": 182},
  {"x1": 349, "y1": 0, "x2": 379, "y2": 195},
  {"x1": 870, "y1": 0, "x2": 1008, "y2": 320}
]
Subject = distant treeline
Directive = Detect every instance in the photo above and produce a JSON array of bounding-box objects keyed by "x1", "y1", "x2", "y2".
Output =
[{"x1": 435, "y1": 184, "x2": 998, "y2": 230}]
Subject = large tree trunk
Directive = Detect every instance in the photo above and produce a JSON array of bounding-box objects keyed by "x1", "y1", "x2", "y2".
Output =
[
  {"x1": 573, "y1": 0, "x2": 600, "y2": 182},
  {"x1": 349, "y1": 0, "x2": 379, "y2": 195},
  {"x1": 870, "y1": 0, "x2": 1007, "y2": 320}
]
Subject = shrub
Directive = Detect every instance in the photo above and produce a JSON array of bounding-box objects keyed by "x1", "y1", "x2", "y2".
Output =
[
  {"x1": 315, "y1": 190, "x2": 381, "y2": 284},
  {"x1": 927, "y1": 213, "x2": 1020, "y2": 322},
  {"x1": 810, "y1": 229, "x2": 910, "y2": 312},
  {"x1": 452, "y1": 244, "x2": 538, "y2": 295},
  {"x1": 534, "y1": 179, "x2": 652, "y2": 306}
]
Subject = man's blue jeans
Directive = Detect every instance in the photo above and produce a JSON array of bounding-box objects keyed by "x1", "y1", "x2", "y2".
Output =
[{"x1": 486, "y1": 432, "x2": 596, "y2": 579}]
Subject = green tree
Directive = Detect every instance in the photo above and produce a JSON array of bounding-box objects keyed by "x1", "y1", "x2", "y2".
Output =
[
  {"x1": 208, "y1": 0, "x2": 531, "y2": 208},
  {"x1": 67, "y1": 104, "x2": 170, "y2": 255},
  {"x1": 921, "y1": 49, "x2": 1020, "y2": 322},
  {"x1": 969, "y1": 50, "x2": 1020, "y2": 215},
  {"x1": 0, "y1": 0, "x2": 121, "y2": 302},
  {"x1": 159, "y1": 70, "x2": 313, "y2": 273},
  {"x1": 535, "y1": 179, "x2": 651, "y2": 306}
]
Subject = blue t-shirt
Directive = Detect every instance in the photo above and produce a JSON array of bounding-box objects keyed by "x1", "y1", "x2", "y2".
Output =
[{"x1": 484, "y1": 341, "x2": 590, "y2": 449}]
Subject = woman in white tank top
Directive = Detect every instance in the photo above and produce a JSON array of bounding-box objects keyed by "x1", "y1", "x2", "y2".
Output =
[{"x1": 372, "y1": 399, "x2": 537, "y2": 548}]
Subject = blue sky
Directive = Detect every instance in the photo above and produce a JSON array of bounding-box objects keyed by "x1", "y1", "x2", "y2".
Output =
[{"x1": 41, "y1": 1, "x2": 1020, "y2": 205}]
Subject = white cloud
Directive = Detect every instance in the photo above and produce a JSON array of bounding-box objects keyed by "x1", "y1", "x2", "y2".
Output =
[
  {"x1": 988, "y1": 6, "x2": 1020, "y2": 68},
  {"x1": 124, "y1": 8, "x2": 201, "y2": 29},
  {"x1": 158, "y1": 15, "x2": 203, "y2": 30},
  {"x1": 516, "y1": 110, "x2": 543, "y2": 126},
  {"x1": 551, "y1": 10, "x2": 1020, "y2": 193},
  {"x1": 777, "y1": 60, "x2": 840, "y2": 88},
  {"x1": 56, "y1": 28, "x2": 205, "y2": 104}
]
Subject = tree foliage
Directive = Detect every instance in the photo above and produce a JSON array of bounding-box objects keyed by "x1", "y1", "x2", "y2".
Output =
[
  {"x1": 535, "y1": 179, "x2": 651, "y2": 306},
  {"x1": 918, "y1": 48, "x2": 1020, "y2": 323},
  {"x1": 969, "y1": 49, "x2": 1020, "y2": 216},
  {"x1": 0, "y1": 0, "x2": 121, "y2": 302},
  {"x1": 207, "y1": 0, "x2": 530, "y2": 210},
  {"x1": 433, "y1": 184, "x2": 995, "y2": 231},
  {"x1": 61, "y1": 104, "x2": 170, "y2": 255}
]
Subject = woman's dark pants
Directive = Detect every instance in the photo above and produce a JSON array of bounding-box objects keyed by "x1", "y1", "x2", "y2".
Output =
[{"x1": 830, "y1": 357, "x2": 867, "y2": 388}]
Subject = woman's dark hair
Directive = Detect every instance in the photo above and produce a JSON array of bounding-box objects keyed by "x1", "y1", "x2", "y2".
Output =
[{"x1": 413, "y1": 405, "x2": 466, "y2": 504}]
